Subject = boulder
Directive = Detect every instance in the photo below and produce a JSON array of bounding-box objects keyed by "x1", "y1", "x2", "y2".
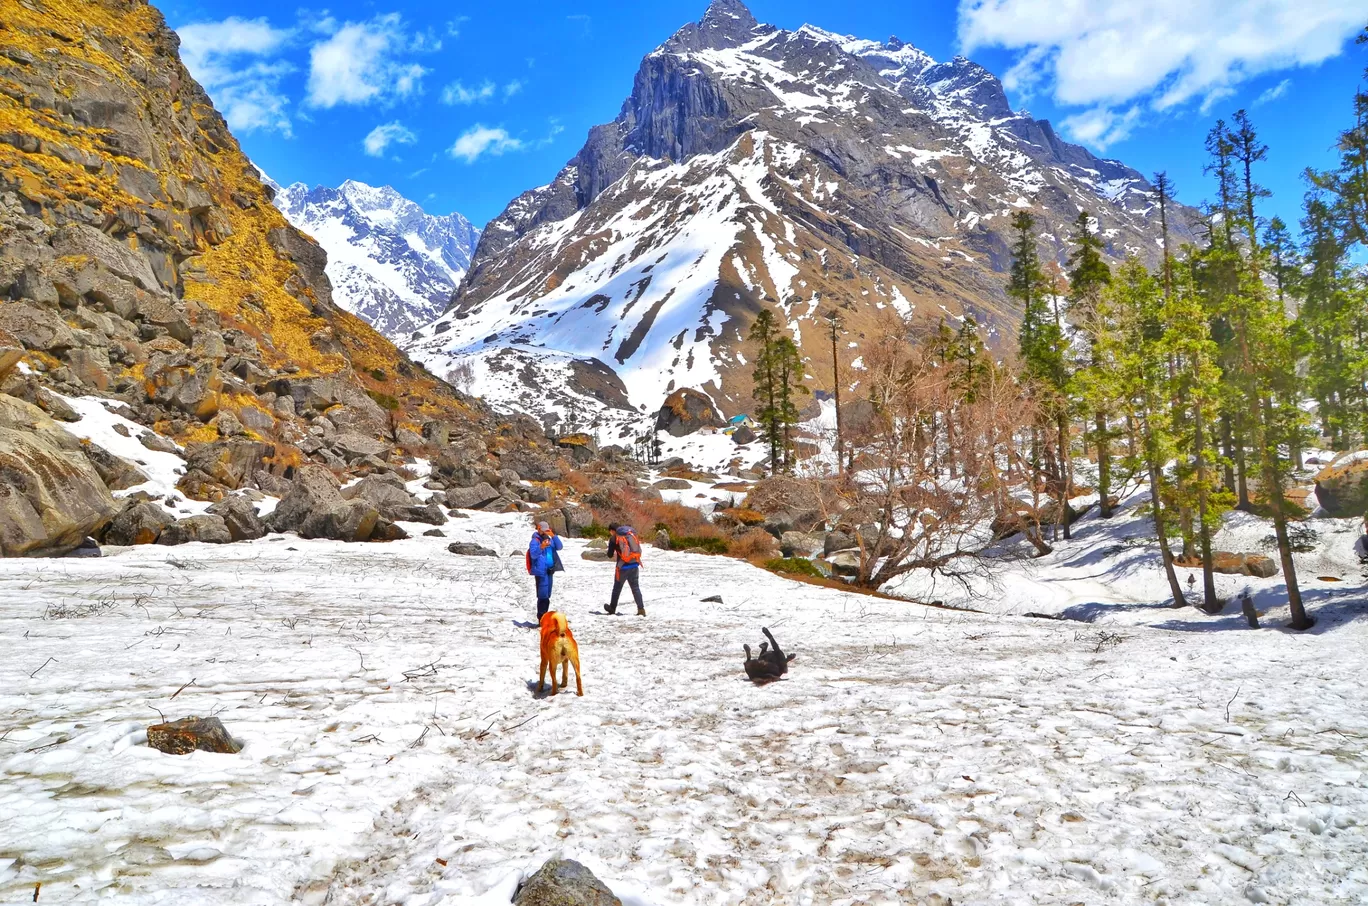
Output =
[
  {"x1": 179, "y1": 439, "x2": 272, "y2": 497},
  {"x1": 731, "y1": 424, "x2": 756, "y2": 445},
  {"x1": 581, "y1": 549, "x2": 611, "y2": 561},
  {"x1": 448, "y1": 542, "x2": 497, "y2": 557},
  {"x1": 0, "y1": 302, "x2": 77, "y2": 353},
  {"x1": 780, "y1": 531, "x2": 825, "y2": 559},
  {"x1": 147, "y1": 716, "x2": 242, "y2": 755},
  {"x1": 824, "y1": 530, "x2": 854, "y2": 555},
  {"x1": 104, "y1": 500, "x2": 175, "y2": 546},
  {"x1": 1211, "y1": 551, "x2": 1280, "y2": 578},
  {"x1": 514, "y1": 858, "x2": 622, "y2": 906},
  {"x1": 445, "y1": 482, "x2": 501, "y2": 510},
  {"x1": 370, "y1": 519, "x2": 409, "y2": 542},
  {"x1": 542, "y1": 509, "x2": 569, "y2": 537},
  {"x1": 653, "y1": 478, "x2": 692, "y2": 491},
  {"x1": 332, "y1": 432, "x2": 390, "y2": 462},
  {"x1": 1313, "y1": 452, "x2": 1368, "y2": 517},
  {"x1": 563, "y1": 505, "x2": 594, "y2": 536},
  {"x1": 206, "y1": 496, "x2": 266, "y2": 542},
  {"x1": 0, "y1": 394, "x2": 120, "y2": 556},
  {"x1": 158, "y1": 514, "x2": 233, "y2": 545},
  {"x1": 654, "y1": 529, "x2": 671, "y2": 550},
  {"x1": 268, "y1": 465, "x2": 378, "y2": 542},
  {"x1": 826, "y1": 549, "x2": 862, "y2": 578},
  {"x1": 655, "y1": 388, "x2": 725, "y2": 437},
  {"x1": 79, "y1": 439, "x2": 148, "y2": 491},
  {"x1": 499, "y1": 448, "x2": 562, "y2": 482}
]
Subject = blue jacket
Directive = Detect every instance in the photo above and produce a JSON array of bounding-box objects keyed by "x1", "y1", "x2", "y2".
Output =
[{"x1": 528, "y1": 531, "x2": 563, "y2": 577}]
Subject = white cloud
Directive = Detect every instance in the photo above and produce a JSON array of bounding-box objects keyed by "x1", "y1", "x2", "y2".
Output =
[
  {"x1": 958, "y1": 0, "x2": 1363, "y2": 145},
  {"x1": 1255, "y1": 78, "x2": 1293, "y2": 106},
  {"x1": 442, "y1": 80, "x2": 497, "y2": 105},
  {"x1": 177, "y1": 17, "x2": 296, "y2": 135},
  {"x1": 449, "y1": 125, "x2": 524, "y2": 163},
  {"x1": 447, "y1": 16, "x2": 471, "y2": 38},
  {"x1": 1060, "y1": 105, "x2": 1141, "y2": 150},
  {"x1": 363, "y1": 121, "x2": 417, "y2": 156},
  {"x1": 306, "y1": 14, "x2": 428, "y2": 108},
  {"x1": 503, "y1": 79, "x2": 524, "y2": 100}
]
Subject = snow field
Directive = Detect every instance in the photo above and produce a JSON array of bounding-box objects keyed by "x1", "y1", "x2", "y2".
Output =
[{"x1": 2, "y1": 507, "x2": 1366, "y2": 905}]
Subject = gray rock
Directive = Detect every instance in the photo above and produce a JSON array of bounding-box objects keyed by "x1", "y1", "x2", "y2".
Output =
[
  {"x1": 206, "y1": 496, "x2": 266, "y2": 542},
  {"x1": 0, "y1": 394, "x2": 120, "y2": 556},
  {"x1": 332, "y1": 432, "x2": 390, "y2": 461},
  {"x1": 158, "y1": 514, "x2": 232, "y2": 545},
  {"x1": 299, "y1": 501, "x2": 379, "y2": 543},
  {"x1": 448, "y1": 542, "x2": 497, "y2": 556},
  {"x1": 104, "y1": 500, "x2": 175, "y2": 546},
  {"x1": 655, "y1": 388, "x2": 725, "y2": 437},
  {"x1": 79, "y1": 440, "x2": 148, "y2": 491},
  {"x1": 0, "y1": 302, "x2": 77, "y2": 353},
  {"x1": 514, "y1": 858, "x2": 622, "y2": 906},
  {"x1": 268, "y1": 465, "x2": 379, "y2": 542},
  {"x1": 445, "y1": 482, "x2": 501, "y2": 510},
  {"x1": 422, "y1": 529, "x2": 445, "y2": 537},
  {"x1": 824, "y1": 531, "x2": 854, "y2": 555},
  {"x1": 563, "y1": 504, "x2": 594, "y2": 535},
  {"x1": 653, "y1": 478, "x2": 692, "y2": 490},
  {"x1": 780, "y1": 531, "x2": 824, "y2": 558},
  {"x1": 826, "y1": 548, "x2": 862, "y2": 577}
]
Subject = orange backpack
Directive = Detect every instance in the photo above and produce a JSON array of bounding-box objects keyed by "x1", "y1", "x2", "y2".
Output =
[{"x1": 616, "y1": 530, "x2": 642, "y2": 566}]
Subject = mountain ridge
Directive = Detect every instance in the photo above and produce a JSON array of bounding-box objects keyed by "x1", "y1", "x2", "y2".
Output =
[
  {"x1": 405, "y1": 0, "x2": 1198, "y2": 436},
  {"x1": 264, "y1": 176, "x2": 480, "y2": 339}
]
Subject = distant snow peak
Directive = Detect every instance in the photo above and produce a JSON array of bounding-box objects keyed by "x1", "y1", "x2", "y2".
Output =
[{"x1": 269, "y1": 178, "x2": 480, "y2": 339}]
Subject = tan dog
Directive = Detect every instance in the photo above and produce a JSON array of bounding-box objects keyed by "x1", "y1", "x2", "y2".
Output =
[{"x1": 538, "y1": 611, "x2": 583, "y2": 696}]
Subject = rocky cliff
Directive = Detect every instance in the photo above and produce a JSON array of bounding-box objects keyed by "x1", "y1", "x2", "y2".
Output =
[
  {"x1": 0, "y1": 0, "x2": 503, "y2": 552},
  {"x1": 408, "y1": 0, "x2": 1200, "y2": 436}
]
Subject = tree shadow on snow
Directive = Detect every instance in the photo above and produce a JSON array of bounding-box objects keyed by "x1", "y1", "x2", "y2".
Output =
[
  {"x1": 1058, "y1": 599, "x2": 1179, "y2": 623},
  {"x1": 1152, "y1": 583, "x2": 1368, "y2": 635}
]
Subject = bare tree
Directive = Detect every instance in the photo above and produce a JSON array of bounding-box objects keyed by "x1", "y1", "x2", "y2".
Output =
[{"x1": 832, "y1": 329, "x2": 1036, "y2": 589}]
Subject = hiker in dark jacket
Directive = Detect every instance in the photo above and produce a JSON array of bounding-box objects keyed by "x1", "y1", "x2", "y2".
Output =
[
  {"x1": 528, "y1": 520, "x2": 563, "y2": 619},
  {"x1": 605, "y1": 524, "x2": 645, "y2": 616}
]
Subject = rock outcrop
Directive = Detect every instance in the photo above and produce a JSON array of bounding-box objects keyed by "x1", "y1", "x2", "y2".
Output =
[
  {"x1": 0, "y1": 394, "x2": 120, "y2": 555},
  {"x1": 0, "y1": 0, "x2": 494, "y2": 514},
  {"x1": 513, "y1": 858, "x2": 622, "y2": 906},
  {"x1": 266, "y1": 465, "x2": 379, "y2": 542},
  {"x1": 1313, "y1": 453, "x2": 1368, "y2": 518},
  {"x1": 656, "y1": 388, "x2": 726, "y2": 437}
]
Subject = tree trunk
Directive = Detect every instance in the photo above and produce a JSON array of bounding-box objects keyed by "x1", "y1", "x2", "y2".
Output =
[
  {"x1": 1057, "y1": 408, "x2": 1072, "y2": 540},
  {"x1": 1095, "y1": 412, "x2": 1112, "y2": 518},
  {"x1": 1193, "y1": 404, "x2": 1218, "y2": 610},
  {"x1": 1256, "y1": 397, "x2": 1310, "y2": 630},
  {"x1": 1233, "y1": 413, "x2": 1251, "y2": 510},
  {"x1": 1148, "y1": 460, "x2": 1187, "y2": 607}
]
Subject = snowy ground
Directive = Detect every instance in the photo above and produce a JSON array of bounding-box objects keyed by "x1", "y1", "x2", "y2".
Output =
[{"x1": 3, "y1": 504, "x2": 1367, "y2": 905}]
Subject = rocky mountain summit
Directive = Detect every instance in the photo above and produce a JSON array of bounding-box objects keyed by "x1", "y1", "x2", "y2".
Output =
[
  {"x1": 0, "y1": 0, "x2": 560, "y2": 555},
  {"x1": 267, "y1": 178, "x2": 479, "y2": 339},
  {"x1": 408, "y1": 0, "x2": 1198, "y2": 434}
]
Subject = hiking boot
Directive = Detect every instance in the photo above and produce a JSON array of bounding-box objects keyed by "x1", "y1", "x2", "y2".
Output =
[
  {"x1": 636, "y1": 606, "x2": 646, "y2": 617},
  {"x1": 604, "y1": 603, "x2": 618, "y2": 615}
]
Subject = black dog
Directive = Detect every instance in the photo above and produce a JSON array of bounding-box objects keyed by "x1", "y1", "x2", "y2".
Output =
[{"x1": 743, "y1": 627, "x2": 795, "y2": 682}]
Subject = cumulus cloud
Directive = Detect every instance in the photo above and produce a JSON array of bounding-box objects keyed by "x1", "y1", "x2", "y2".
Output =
[
  {"x1": 442, "y1": 80, "x2": 497, "y2": 105},
  {"x1": 503, "y1": 79, "x2": 524, "y2": 100},
  {"x1": 177, "y1": 17, "x2": 296, "y2": 135},
  {"x1": 958, "y1": 0, "x2": 1363, "y2": 147},
  {"x1": 307, "y1": 13, "x2": 428, "y2": 108},
  {"x1": 449, "y1": 125, "x2": 524, "y2": 163},
  {"x1": 363, "y1": 121, "x2": 417, "y2": 156}
]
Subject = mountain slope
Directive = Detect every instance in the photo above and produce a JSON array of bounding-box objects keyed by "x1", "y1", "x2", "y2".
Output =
[
  {"x1": 0, "y1": 0, "x2": 484, "y2": 497},
  {"x1": 408, "y1": 0, "x2": 1198, "y2": 435},
  {"x1": 267, "y1": 178, "x2": 479, "y2": 339}
]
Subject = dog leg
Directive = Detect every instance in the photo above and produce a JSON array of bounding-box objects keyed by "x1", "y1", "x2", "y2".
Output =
[
  {"x1": 571, "y1": 652, "x2": 583, "y2": 696},
  {"x1": 538, "y1": 656, "x2": 548, "y2": 694}
]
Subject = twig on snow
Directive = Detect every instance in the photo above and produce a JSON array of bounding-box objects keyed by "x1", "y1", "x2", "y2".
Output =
[
  {"x1": 170, "y1": 678, "x2": 197, "y2": 700},
  {"x1": 29, "y1": 657, "x2": 55, "y2": 678},
  {"x1": 1225, "y1": 683, "x2": 1243, "y2": 723},
  {"x1": 1285, "y1": 790, "x2": 1306, "y2": 807}
]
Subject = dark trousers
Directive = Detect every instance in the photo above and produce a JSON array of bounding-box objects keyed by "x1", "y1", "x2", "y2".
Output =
[
  {"x1": 535, "y1": 574, "x2": 554, "y2": 619},
  {"x1": 610, "y1": 569, "x2": 643, "y2": 609}
]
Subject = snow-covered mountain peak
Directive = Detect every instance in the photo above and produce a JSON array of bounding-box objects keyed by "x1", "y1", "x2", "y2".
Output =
[
  {"x1": 265, "y1": 176, "x2": 480, "y2": 339},
  {"x1": 405, "y1": 0, "x2": 1199, "y2": 439}
]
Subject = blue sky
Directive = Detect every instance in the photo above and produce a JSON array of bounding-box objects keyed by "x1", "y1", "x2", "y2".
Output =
[{"x1": 164, "y1": 0, "x2": 1366, "y2": 236}]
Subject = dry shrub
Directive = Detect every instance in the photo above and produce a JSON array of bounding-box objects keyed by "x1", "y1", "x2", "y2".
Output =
[
  {"x1": 561, "y1": 469, "x2": 593, "y2": 495},
  {"x1": 730, "y1": 527, "x2": 778, "y2": 561},
  {"x1": 590, "y1": 488, "x2": 722, "y2": 541}
]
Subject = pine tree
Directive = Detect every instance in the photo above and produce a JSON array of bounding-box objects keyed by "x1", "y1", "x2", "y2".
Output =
[
  {"x1": 1101, "y1": 259, "x2": 1188, "y2": 606},
  {"x1": 774, "y1": 335, "x2": 810, "y2": 472},
  {"x1": 1228, "y1": 110, "x2": 1271, "y2": 260},
  {"x1": 1067, "y1": 211, "x2": 1116, "y2": 519},
  {"x1": 749, "y1": 310, "x2": 781, "y2": 475}
]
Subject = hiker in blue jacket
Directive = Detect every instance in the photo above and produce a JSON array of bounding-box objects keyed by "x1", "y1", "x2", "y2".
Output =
[{"x1": 529, "y1": 520, "x2": 564, "y2": 620}]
